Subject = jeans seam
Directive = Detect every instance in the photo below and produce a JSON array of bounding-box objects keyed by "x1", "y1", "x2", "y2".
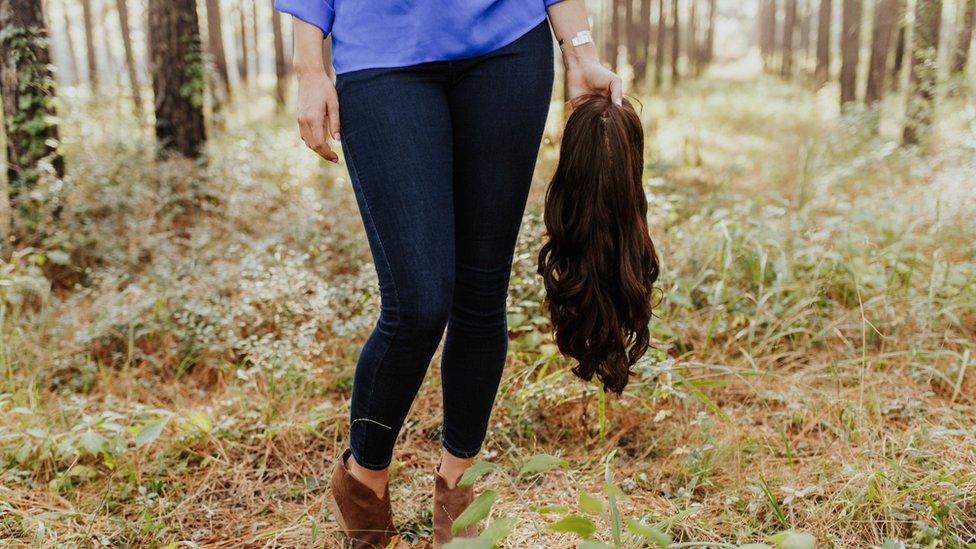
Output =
[{"x1": 344, "y1": 135, "x2": 401, "y2": 467}]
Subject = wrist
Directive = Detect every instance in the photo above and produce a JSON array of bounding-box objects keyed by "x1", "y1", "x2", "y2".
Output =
[
  {"x1": 563, "y1": 43, "x2": 600, "y2": 70},
  {"x1": 294, "y1": 62, "x2": 327, "y2": 80}
]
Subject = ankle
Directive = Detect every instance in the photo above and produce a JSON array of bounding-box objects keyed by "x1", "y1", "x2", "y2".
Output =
[
  {"x1": 347, "y1": 454, "x2": 389, "y2": 499},
  {"x1": 438, "y1": 451, "x2": 475, "y2": 490}
]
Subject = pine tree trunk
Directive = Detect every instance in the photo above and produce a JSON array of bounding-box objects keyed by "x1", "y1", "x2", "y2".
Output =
[
  {"x1": 891, "y1": 4, "x2": 906, "y2": 90},
  {"x1": 840, "y1": 0, "x2": 863, "y2": 106},
  {"x1": 60, "y1": 3, "x2": 79, "y2": 85},
  {"x1": 633, "y1": 0, "x2": 652, "y2": 84},
  {"x1": 148, "y1": 0, "x2": 206, "y2": 157},
  {"x1": 237, "y1": 5, "x2": 249, "y2": 84},
  {"x1": 782, "y1": 0, "x2": 798, "y2": 77},
  {"x1": 204, "y1": 0, "x2": 231, "y2": 100},
  {"x1": 865, "y1": 0, "x2": 900, "y2": 106},
  {"x1": 607, "y1": 0, "x2": 622, "y2": 70},
  {"x1": 952, "y1": 0, "x2": 975, "y2": 73},
  {"x1": 251, "y1": 0, "x2": 260, "y2": 77},
  {"x1": 80, "y1": 0, "x2": 98, "y2": 90},
  {"x1": 272, "y1": 0, "x2": 288, "y2": 106},
  {"x1": 0, "y1": 0, "x2": 65, "y2": 204},
  {"x1": 706, "y1": 0, "x2": 717, "y2": 64},
  {"x1": 903, "y1": 0, "x2": 943, "y2": 144},
  {"x1": 689, "y1": 0, "x2": 699, "y2": 74},
  {"x1": 115, "y1": 0, "x2": 142, "y2": 114},
  {"x1": 625, "y1": 0, "x2": 635, "y2": 68},
  {"x1": 655, "y1": 0, "x2": 667, "y2": 88},
  {"x1": 671, "y1": 0, "x2": 681, "y2": 83},
  {"x1": 763, "y1": 0, "x2": 780, "y2": 71}
]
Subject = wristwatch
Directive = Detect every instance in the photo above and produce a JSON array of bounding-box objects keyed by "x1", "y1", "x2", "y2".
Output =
[{"x1": 558, "y1": 30, "x2": 594, "y2": 50}]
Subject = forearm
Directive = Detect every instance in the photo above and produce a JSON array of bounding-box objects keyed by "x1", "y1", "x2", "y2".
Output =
[
  {"x1": 546, "y1": 0, "x2": 601, "y2": 69},
  {"x1": 292, "y1": 18, "x2": 327, "y2": 77}
]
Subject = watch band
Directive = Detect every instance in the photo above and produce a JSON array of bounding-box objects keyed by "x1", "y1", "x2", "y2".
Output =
[{"x1": 559, "y1": 30, "x2": 594, "y2": 49}]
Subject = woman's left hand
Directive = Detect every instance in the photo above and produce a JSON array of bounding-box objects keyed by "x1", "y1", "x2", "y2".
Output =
[{"x1": 565, "y1": 57, "x2": 623, "y2": 106}]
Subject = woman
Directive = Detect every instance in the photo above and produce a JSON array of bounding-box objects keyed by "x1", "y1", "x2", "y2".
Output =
[{"x1": 274, "y1": 0, "x2": 622, "y2": 546}]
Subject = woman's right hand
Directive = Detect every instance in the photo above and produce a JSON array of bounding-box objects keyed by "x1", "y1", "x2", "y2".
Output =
[{"x1": 296, "y1": 69, "x2": 341, "y2": 163}]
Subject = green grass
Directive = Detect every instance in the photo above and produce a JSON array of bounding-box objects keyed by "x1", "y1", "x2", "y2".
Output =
[{"x1": 1, "y1": 67, "x2": 974, "y2": 547}]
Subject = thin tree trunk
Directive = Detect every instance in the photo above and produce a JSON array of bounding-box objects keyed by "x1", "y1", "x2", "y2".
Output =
[
  {"x1": 782, "y1": 0, "x2": 798, "y2": 77},
  {"x1": 706, "y1": 0, "x2": 717, "y2": 64},
  {"x1": 800, "y1": 1, "x2": 813, "y2": 62},
  {"x1": 689, "y1": 0, "x2": 699, "y2": 74},
  {"x1": 890, "y1": 6, "x2": 906, "y2": 90},
  {"x1": 608, "y1": 0, "x2": 622, "y2": 70},
  {"x1": 671, "y1": 0, "x2": 681, "y2": 83},
  {"x1": 763, "y1": 0, "x2": 780, "y2": 71},
  {"x1": 148, "y1": 0, "x2": 206, "y2": 157},
  {"x1": 0, "y1": 0, "x2": 65, "y2": 194},
  {"x1": 952, "y1": 0, "x2": 975, "y2": 73},
  {"x1": 59, "y1": 3, "x2": 80, "y2": 85},
  {"x1": 655, "y1": 0, "x2": 667, "y2": 88},
  {"x1": 251, "y1": 0, "x2": 260, "y2": 77},
  {"x1": 865, "y1": 0, "x2": 900, "y2": 106},
  {"x1": 625, "y1": 0, "x2": 635, "y2": 68},
  {"x1": 634, "y1": 0, "x2": 653, "y2": 84},
  {"x1": 204, "y1": 0, "x2": 230, "y2": 100},
  {"x1": 903, "y1": 0, "x2": 943, "y2": 144},
  {"x1": 115, "y1": 0, "x2": 142, "y2": 114},
  {"x1": 237, "y1": 5, "x2": 249, "y2": 84},
  {"x1": 80, "y1": 0, "x2": 98, "y2": 90},
  {"x1": 272, "y1": 0, "x2": 287, "y2": 106},
  {"x1": 840, "y1": 0, "x2": 863, "y2": 106}
]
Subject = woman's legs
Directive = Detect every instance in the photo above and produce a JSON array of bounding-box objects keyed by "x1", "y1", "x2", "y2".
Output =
[
  {"x1": 337, "y1": 65, "x2": 456, "y2": 481},
  {"x1": 439, "y1": 22, "x2": 555, "y2": 461}
]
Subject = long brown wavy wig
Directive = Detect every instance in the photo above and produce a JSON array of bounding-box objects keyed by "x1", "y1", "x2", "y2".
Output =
[{"x1": 538, "y1": 94, "x2": 660, "y2": 395}]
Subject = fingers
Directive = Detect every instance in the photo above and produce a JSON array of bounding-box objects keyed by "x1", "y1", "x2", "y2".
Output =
[
  {"x1": 298, "y1": 111, "x2": 339, "y2": 163},
  {"x1": 609, "y1": 74, "x2": 623, "y2": 106},
  {"x1": 327, "y1": 97, "x2": 341, "y2": 142}
]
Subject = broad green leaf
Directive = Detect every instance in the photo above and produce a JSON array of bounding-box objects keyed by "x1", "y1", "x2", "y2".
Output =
[
  {"x1": 451, "y1": 490, "x2": 497, "y2": 535},
  {"x1": 481, "y1": 516, "x2": 517, "y2": 543},
  {"x1": 185, "y1": 411, "x2": 213, "y2": 433},
  {"x1": 579, "y1": 541, "x2": 611, "y2": 549},
  {"x1": 67, "y1": 464, "x2": 98, "y2": 480},
  {"x1": 442, "y1": 538, "x2": 491, "y2": 549},
  {"x1": 79, "y1": 429, "x2": 107, "y2": 455},
  {"x1": 627, "y1": 519, "x2": 671, "y2": 547},
  {"x1": 547, "y1": 515, "x2": 596, "y2": 538},
  {"x1": 519, "y1": 454, "x2": 569, "y2": 477},
  {"x1": 458, "y1": 461, "x2": 499, "y2": 488},
  {"x1": 768, "y1": 530, "x2": 816, "y2": 549},
  {"x1": 135, "y1": 417, "x2": 169, "y2": 447},
  {"x1": 578, "y1": 492, "x2": 605, "y2": 515},
  {"x1": 531, "y1": 504, "x2": 570, "y2": 514}
]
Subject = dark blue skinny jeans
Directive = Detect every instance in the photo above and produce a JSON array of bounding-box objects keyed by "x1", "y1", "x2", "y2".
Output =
[{"x1": 336, "y1": 22, "x2": 554, "y2": 470}]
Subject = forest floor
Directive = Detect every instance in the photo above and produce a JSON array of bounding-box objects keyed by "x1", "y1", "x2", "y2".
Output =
[{"x1": 1, "y1": 65, "x2": 975, "y2": 548}]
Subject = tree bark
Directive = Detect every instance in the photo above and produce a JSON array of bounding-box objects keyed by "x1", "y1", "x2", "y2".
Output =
[
  {"x1": 272, "y1": 0, "x2": 288, "y2": 106},
  {"x1": 60, "y1": 3, "x2": 79, "y2": 85},
  {"x1": 865, "y1": 0, "x2": 900, "y2": 106},
  {"x1": 80, "y1": 0, "x2": 98, "y2": 90},
  {"x1": 671, "y1": 0, "x2": 681, "y2": 83},
  {"x1": 634, "y1": 0, "x2": 653, "y2": 84},
  {"x1": 839, "y1": 0, "x2": 863, "y2": 106},
  {"x1": 689, "y1": 0, "x2": 699, "y2": 74},
  {"x1": 706, "y1": 0, "x2": 717, "y2": 64},
  {"x1": 0, "y1": 0, "x2": 65, "y2": 201},
  {"x1": 607, "y1": 0, "x2": 622, "y2": 70},
  {"x1": 148, "y1": 0, "x2": 206, "y2": 157},
  {"x1": 952, "y1": 0, "x2": 975, "y2": 73},
  {"x1": 762, "y1": 0, "x2": 780, "y2": 71},
  {"x1": 782, "y1": 0, "x2": 798, "y2": 77},
  {"x1": 903, "y1": 0, "x2": 943, "y2": 144},
  {"x1": 251, "y1": 0, "x2": 260, "y2": 77},
  {"x1": 204, "y1": 0, "x2": 231, "y2": 100},
  {"x1": 237, "y1": 5, "x2": 249, "y2": 84},
  {"x1": 115, "y1": 0, "x2": 142, "y2": 114},
  {"x1": 890, "y1": 6, "x2": 906, "y2": 90},
  {"x1": 655, "y1": 0, "x2": 667, "y2": 88}
]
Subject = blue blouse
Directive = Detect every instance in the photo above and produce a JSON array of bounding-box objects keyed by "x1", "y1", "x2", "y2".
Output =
[{"x1": 275, "y1": 0, "x2": 563, "y2": 74}]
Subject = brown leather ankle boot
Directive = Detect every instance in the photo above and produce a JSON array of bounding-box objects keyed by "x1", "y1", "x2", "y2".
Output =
[
  {"x1": 432, "y1": 470, "x2": 477, "y2": 548},
  {"x1": 329, "y1": 449, "x2": 400, "y2": 549}
]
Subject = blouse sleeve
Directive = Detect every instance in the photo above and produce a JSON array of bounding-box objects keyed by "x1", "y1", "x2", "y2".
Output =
[
  {"x1": 544, "y1": 0, "x2": 567, "y2": 6},
  {"x1": 274, "y1": 0, "x2": 335, "y2": 37}
]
